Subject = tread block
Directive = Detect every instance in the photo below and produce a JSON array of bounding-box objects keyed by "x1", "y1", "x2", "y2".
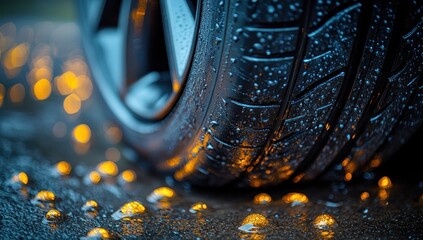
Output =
[
  {"x1": 240, "y1": 0, "x2": 304, "y2": 23},
  {"x1": 279, "y1": 72, "x2": 344, "y2": 138},
  {"x1": 310, "y1": 0, "x2": 358, "y2": 28},
  {"x1": 294, "y1": 3, "x2": 361, "y2": 95},
  {"x1": 241, "y1": 26, "x2": 299, "y2": 57},
  {"x1": 209, "y1": 97, "x2": 279, "y2": 148},
  {"x1": 303, "y1": 2, "x2": 396, "y2": 180},
  {"x1": 350, "y1": 19, "x2": 423, "y2": 169},
  {"x1": 248, "y1": 67, "x2": 343, "y2": 186},
  {"x1": 227, "y1": 56, "x2": 293, "y2": 104}
]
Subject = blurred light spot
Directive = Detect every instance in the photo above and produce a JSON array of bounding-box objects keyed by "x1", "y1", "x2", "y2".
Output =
[
  {"x1": 74, "y1": 75, "x2": 93, "y2": 101},
  {"x1": 105, "y1": 147, "x2": 121, "y2": 162},
  {"x1": 292, "y1": 173, "x2": 304, "y2": 183},
  {"x1": 9, "y1": 83, "x2": 25, "y2": 103},
  {"x1": 0, "y1": 83, "x2": 5, "y2": 107},
  {"x1": 120, "y1": 170, "x2": 136, "y2": 183},
  {"x1": 88, "y1": 171, "x2": 101, "y2": 184},
  {"x1": 9, "y1": 44, "x2": 29, "y2": 67},
  {"x1": 253, "y1": 193, "x2": 272, "y2": 205},
  {"x1": 72, "y1": 124, "x2": 91, "y2": 144},
  {"x1": 32, "y1": 55, "x2": 52, "y2": 69},
  {"x1": 369, "y1": 156, "x2": 382, "y2": 168},
  {"x1": 63, "y1": 93, "x2": 81, "y2": 114},
  {"x1": 238, "y1": 213, "x2": 269, "y2": 233},
  {"x1": 73, "y1": 142, "x2": 90, "y2": 155},
  {"x1": 55, "y1": 71, "x2": 79, "y2": 95},
  {"x1": 159, "y1": 156, "x2": 182, "y2": 170},
  {"x1": 189, "y1": 202, "x2": 208, "y2": 213},
  {"x1": 378, "y1": 189, "x2": 389, "y2": 201},
  {"x1": 34, "y1": 67, "x2": 52, "y2": 81},
  {"x1": 378, "y1": 176, "x2": 392, "y2": 189},
  {"x1": 97, "y1": 161, "x2": 118, "y2": 176},
  {"x1": 44, "y1": 209, "x2": 62, "y2": 223},
  {"x1": 341, "y1": 158, "x2": 350, "y2": 167},
  {"x1": 344, "y1": 173, "x2": 352, "y2": 182},
  {"x1": 86, "y1": 228, "x2": 111, "y2": 239},
  {"x1": 344, "y1": 161, "x2": 357, "y2": 174},
  {"x1": 105, "y1": 125, "x2": 123, "y2": 144},
  {"x1": 11, "y1": 172, "x2": 29, "y2": 185},
  {"x1": 55, "y1": 161, "x2": 72, "y2": 176},
  {"x1": 112, "y1": 201, "x2": 146, "y2": 220},
  {"x1": 63, "y1": 57, "x2": 89, "y2": 76},
  {"x1": 33, "y1": 78, "x2": 51, "y2": 100},
  {"x1": 282, "y1": 192, "x2": 309, "y2": 206},
  {"x1": 52, "y1": 122, "x2": 67, "y2": 138},
  {"x1": 3, "y1": 43, "x2": 29, "y2": 78},
  {"x1": 360, "y1": 192, "x2": 370, "y2": 201},
  {"x1": 147, "y1": 187, "x2": 175, "y2": 203}
]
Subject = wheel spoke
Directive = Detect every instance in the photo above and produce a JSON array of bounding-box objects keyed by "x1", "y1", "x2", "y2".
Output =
[
  {"x1": 82, "y1": 0, "x2": 200, "y2": 120},
  {"x1": 124, "y1": 0, "x2": 161, "y2": 88},
  {"x1": 90, "y1": 0, "x2": 122, "y2": 31},
  {"x1": 90, "y1": 0, "x2": 126, "y2": 92},
  {"x1": 160, "y1": 0, "x2": 196, "y2": 91}
]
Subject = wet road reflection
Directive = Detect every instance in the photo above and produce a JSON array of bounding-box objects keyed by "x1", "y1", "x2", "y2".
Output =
[{"x1": 1, "y1": 4, "x2": 423, "y2": 239}]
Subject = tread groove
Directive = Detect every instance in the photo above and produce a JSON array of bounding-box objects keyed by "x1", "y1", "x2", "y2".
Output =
[
  {"x1": 211, "y1": 135, "x2": 262, "y2": 149},
  {"x1": 236, "y1": 0, "x2": 315, "y2": 183},
  {"x1": 242, "y1": 51, "x2": 297, "y2": 60},
  {"x1": 293, "y1": 68, "x2": 346, "y2": 100},
  {"x1": 290, "y1": 0, "x2": 374, "y2": 179},
  {"x1": 228, "y1": 98, "x2": 280, "y2": 109},
  {"x1": 241, "y1": 55, "x2": 295, "y2": 62},
  {"x1": 372, "y1": 75, "x2": 423, "y2": 163},
  {"x1": 246, "y1": 21, "x2": 300, "y2": 29},
  {"x1": 308, "y1": 3, "x2": 362, "y2": 37},
  {"x1": 316, "y1": 0, "x2": 410, "y2": 179}
]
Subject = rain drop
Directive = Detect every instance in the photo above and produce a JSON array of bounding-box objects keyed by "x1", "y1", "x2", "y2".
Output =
[
  {"x1": 238, "y1": 213, "x2": 269, "y2": 233},
  {"x1": 189, "y1": 202, "x2": 208, "y2": 213},
  {"x1": 282, "y1": 192, "x2": 309, "y2": 206},
  {"x1": 112, "y1": 201, "x2": 146, "y2": 220},
  {"x1": 147, "y1": 187, "x2": 175, "y2": 203}
]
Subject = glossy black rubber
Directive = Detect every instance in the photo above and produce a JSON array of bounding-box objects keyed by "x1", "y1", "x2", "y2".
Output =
[{"x1": 80, "y1": 0, "x2": 423, "y2": 187}]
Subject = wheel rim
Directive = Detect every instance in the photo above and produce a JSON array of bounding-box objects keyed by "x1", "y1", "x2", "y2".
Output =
[{"x1": 84, "y1": 0, "x2": 200, "y2": 120}]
